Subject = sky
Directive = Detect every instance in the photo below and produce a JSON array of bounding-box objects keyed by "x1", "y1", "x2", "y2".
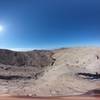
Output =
[{"x1": 0, "y1": 0, "x2": 100, "y2": 50}]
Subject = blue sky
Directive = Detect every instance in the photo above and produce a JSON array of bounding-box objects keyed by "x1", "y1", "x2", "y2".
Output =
[{"x1": 0, "y1": 0, "x2": 100, "y2": 50}]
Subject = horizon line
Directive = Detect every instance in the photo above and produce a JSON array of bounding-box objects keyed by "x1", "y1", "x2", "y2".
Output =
[{"x1": 1, "y1": 46, "x2": 100, "y2": 51}]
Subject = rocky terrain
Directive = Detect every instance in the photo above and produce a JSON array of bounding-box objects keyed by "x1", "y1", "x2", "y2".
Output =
[{"x1": 0, "y1": 47, "x2": 99, "y2": 96}]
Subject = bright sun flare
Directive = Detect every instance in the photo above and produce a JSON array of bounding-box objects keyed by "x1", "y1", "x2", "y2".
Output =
[{"x1": 0, "y1": 25, "x2": 4, "y2": 32}]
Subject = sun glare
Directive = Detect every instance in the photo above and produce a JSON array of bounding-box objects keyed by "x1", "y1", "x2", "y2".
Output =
[{"x1": 0, "y1": 25, "x2": 4, "y2": 32}]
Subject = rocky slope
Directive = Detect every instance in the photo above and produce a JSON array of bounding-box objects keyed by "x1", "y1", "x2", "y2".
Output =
[
  {"x1": 0, "y1": 49, "x2": 54, "y2": 67},
  {"x1": 0, "y1": 47, "x2": 99, "y2": 96},
  {"x1": 0, "y1": 49, "x2": 55, "y2": 79}
]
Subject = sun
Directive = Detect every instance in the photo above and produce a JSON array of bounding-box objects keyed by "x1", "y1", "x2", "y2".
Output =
[{"x1": 0, "y1": 25, "x2": 4, "y2": 32}]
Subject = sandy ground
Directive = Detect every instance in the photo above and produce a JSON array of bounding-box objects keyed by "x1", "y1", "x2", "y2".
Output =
[{"x1": 0, "y1": 96, "x2": 99, "y2": 100}]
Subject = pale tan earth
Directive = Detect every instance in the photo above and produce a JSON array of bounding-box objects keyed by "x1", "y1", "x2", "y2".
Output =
[
  {"x1": 0, "y1": 47, "x2": 99, "y2": 96},
  {"x1": 0, "y1": 96, "x2": 99, "y2": 100}
]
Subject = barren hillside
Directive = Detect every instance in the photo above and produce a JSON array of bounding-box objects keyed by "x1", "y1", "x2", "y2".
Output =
[{"x1": 0, "y1": 47, "x2": 99, "y2": 96}]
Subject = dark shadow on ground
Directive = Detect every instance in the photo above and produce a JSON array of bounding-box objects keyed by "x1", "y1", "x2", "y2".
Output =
[
  {"x1": 82, "y1": 89, "x2": 100, "y2": 97},
  {"x1": 0, "y1": 75, "x2": 31, "y2": 80},
  {"x1": 77, "y1": 72, "x2": 100, "y2": 79}
]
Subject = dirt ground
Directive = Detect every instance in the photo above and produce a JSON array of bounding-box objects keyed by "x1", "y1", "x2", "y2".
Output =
[
  {"x1": 0, "y1": 96, "x2": 99, "y2": 100},
  {"x1": 0, "y1": 48, "x2": 99, "y2": 96}
]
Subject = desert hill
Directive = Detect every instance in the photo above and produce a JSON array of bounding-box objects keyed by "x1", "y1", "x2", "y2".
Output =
[
  {"x1": 0, "y1": 47, "x2": 99, "y2": 96},
  {"x1": 0, "y1": 49, "x2": 54, "y2": 67}
]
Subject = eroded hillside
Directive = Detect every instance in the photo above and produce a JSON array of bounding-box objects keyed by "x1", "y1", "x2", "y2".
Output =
[
  {"x1": 0, "y1": 48, "x2": 99, "y2": 96},
  {"x1": 0, "y1": 49, "x2": 54, "y2": 67}
]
